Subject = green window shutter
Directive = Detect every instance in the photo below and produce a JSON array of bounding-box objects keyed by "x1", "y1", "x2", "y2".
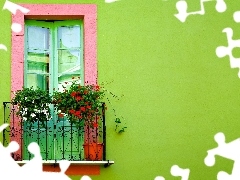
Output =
[{"x1": 23, "y1": 20, "x2": 84, "y2": 161}]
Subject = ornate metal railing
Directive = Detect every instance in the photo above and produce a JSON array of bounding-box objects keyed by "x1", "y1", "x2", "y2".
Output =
[{"x1": 3, "y1": 102, "x2": 106, "y2": 161}]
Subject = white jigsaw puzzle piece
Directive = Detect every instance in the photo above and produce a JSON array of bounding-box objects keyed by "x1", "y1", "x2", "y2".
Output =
[
  {"x1": 0, "y1": 123, "x2": 9, "y2": 132},
  {"x1": 0, "y1": 142, "x2": 22, "y2": 178},
  {"x1": 0, "y1": 123, "x2": 93, "y2": 179},
  {"x1": 2, "y1": 0, "x2": 30, "y2": 14},
  {"x1": 215, "y1": 28, "x2": 240, "y2": 78},
  {"x1": 154, "y1": 176, "x2": 165, "y2": 180},
  {"x1": 2, "y1": 0, "x2": 30, "y2": 34},
  {"x1": 171, "y1": 165, "x2": 190, "y2": 180},
  {"x1": 217, "y1": 170, "x2": 240, "y2": 180},
  {"x1": 59, "y1": 160, "x2": 71, "y2": 173},
  {"x1": 105, "y1": 0, "x2": 119, "y2": 3},
  {"x1": 204, "y1": 132, "x2": 240, "y2": 179},
  {"x1": 154, "y1": 165, "x2": 190, "y2": 180},
  {"x1": 81, "y1": 175, "x2": 92, "y2": 180},
  {"x1": 233, "y1": 10, "x2": 240, "y2": 23},
  {"x1": 0, "y1": 44, "x2": 7, "y2": 51},
  {"x1": 175, "y1": 0, "x2": 227, "y2": 22},
  {"x1": 21, "y1": 142, "x2": 43, "y2": 173},
  {"x1": 0, "y1": 124, "x2": 21, "y2": 178}
]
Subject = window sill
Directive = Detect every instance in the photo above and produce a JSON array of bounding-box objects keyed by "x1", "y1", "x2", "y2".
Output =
[{"x1": 16, "y1": 160, "x2": 114, "y2": 167}]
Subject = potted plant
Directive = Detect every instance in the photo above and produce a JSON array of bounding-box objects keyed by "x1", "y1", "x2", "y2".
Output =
[
  {"x1": 52, "y1": 78, "x2": 105, "y2": 160},
  {"x1": 52, "y1": 78, "x2": 105, "y2": 127},
  {"x1": 11, "y1": 86, "x2": 52, "y2": 127}
]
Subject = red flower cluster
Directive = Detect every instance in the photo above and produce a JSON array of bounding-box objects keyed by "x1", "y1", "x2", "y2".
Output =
[
  {"x1": 71, "y1": 91, "x2": 83, "y2": 102},
  {"x1": 69, "y1": 109, "x2": 82, "y2": 119},
  {"x1": 52, "y1": 79, "x2": 105, "y2": 127}
]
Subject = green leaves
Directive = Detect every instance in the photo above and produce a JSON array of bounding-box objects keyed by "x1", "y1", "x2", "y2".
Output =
[
  {"x1": 11, "y1": 81, "x2": 127, "y2": 134},
  {"x1": 52, "y1": 80, "x2": 105, "y2": 125},
  {"x1": 118, "y1": 127, "x2": 127, "y2": 134},
  {"x1": 115, "y1": 117, "x2": 127, "y2": 134},
  {"x1": 115, "y1": 117, "x2": 121, "y2": 123},
  {"x1": 11, "y1": 86, "x2": 52, "y2": 126}
]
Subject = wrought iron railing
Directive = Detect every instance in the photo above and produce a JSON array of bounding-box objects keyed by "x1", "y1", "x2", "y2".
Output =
[{"x1": 3, "y1": 102, "x2": 106, "y2": 161}]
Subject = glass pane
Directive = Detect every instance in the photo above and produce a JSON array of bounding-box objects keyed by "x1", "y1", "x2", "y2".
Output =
[
  {"x1": 26, "y1": 26, "x2": 50, "y2": 90},
  {"x1": 26, "y1": 74, "x2": 49, "y2": 90},
  {"x1": 26, "y1": 52, "x2": 49, "y2": 90},
  {"x1": 27, "y1": 26, "x2": 49, "y2": 52},
  {"x1": 58, "y1": 50, "x2": 81, "y2": 74},
  {"x1": 27, "y1": 53, "x2": 49, "y2": 72},
  {"x1": 57, "y1": 25, "x2": 81, "y2": 49},
  {"x1": 58, "y1": 74, "x2": 82, "y2": 92}
]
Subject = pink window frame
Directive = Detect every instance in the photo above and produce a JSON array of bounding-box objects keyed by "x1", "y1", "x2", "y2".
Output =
[{"x1": 11, "y1": 4, "x2": 97, "y2": 160}]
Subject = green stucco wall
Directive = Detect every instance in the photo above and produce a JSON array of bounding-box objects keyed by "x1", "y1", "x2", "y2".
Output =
[{"x1": 1, "y1": 0, "x2": 240, "y2": 179}]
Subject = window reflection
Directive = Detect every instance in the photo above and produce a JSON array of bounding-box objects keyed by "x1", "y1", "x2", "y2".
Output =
[
  {"x1": 25, "y1": 24, "x2": 82, "y2": 92},
  {"x1": 58, "y1": 50, "x2": 81, "y2": 74},
  {"x1": 57, "y1": 26, "x2": 81, "y2": 49},
  {"x1": 57, "y1": 25, "x2": 82, "y2": 91},
  {"x1": 27, "y1": 26, "x2": 49, "y2": 52},
  {"x1": 26, "y1": 26, "x2": 50, "y2": 91}
]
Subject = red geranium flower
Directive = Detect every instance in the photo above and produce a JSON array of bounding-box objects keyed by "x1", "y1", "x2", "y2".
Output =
[
  {"x1": 95, "y1": 85, "x2": 100, "y2": 91},
  {"x1": 69, "y1": 109, "x2": 75, "y2": 114},
  {"x1": 71, "y1": 92, "x2": 76, "y2": 97},
  {"x1": 75, "y1": 96, "x2": 82, "y2": 101},
  {"x1": 77, "y1": 115, "x2": 82, "y2": 119},
  {"x1": 58, "y1": 113, "x2": 64, "y2": 118},
  {"x1": 75, "y1": 111, "x2": 81, "y2": 116},
  {"x1": 93, "y1": 122, "x2": 98, "y2": 128},
  {"x1": 80, "y1": 107, "x2": 86, "y2": 112}
]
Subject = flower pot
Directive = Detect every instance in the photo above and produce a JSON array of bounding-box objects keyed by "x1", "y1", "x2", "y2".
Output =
[{"x1": 83, "y1": 143, "x2": 103, "y2": 160}]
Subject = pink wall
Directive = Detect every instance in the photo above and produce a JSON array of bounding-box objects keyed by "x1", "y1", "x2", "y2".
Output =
[
  {"x1": 11, "y1": 4, "x2": 97, "y2": 93},
  {"x1": 11, "y1": 4, "x2": 97, "y2": 163}
]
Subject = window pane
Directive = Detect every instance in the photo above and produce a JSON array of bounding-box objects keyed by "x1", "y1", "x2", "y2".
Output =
[
  {"x1": 26, "y1": 52, "x2": 49, "y2": 90},
  {"x1": 26, "y1": 26, "x2": 50, "y2": 90},
  {"x1": 27, "y1": 26, "x2": 50, "y2": 52},
  {"x1": 57, "y1": 26, "x2": 81, "y2": 49},
  {"x1": 26, "y1": 74, "x2": 49, "y2": 90},
  {"x1": 57, "y1": 24, "x2": 82, "y2": 92},
  {"x1": 58, "y1": 49, "x2": 81, "y2": 74},
  {"x1": 58, "y1": 74, "x2": 82, "y2": 92},
  {"x1": 27, "y1": 53, "x2": 49, "y2": 73}
]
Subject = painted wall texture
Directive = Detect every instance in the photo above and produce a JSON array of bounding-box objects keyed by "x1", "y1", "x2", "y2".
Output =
[{"x1": 1, "y1": 0, "x2": 240, "y2": 179}]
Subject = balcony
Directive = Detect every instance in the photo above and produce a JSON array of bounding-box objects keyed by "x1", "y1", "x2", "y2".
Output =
[{"x1": 3, "y1": 102, "x2": 114, "y2": 167}]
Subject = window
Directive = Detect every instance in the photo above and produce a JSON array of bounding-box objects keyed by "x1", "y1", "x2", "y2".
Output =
[
  {"x1": 23, "y1": 20, "x2": 84, "y2": 160},
  {"x1": 10, "y1": 4, "x2": 98, "y2": 164},
  {"x1": 24, "y1": 20, "x2": 83, "y2": 91}
]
